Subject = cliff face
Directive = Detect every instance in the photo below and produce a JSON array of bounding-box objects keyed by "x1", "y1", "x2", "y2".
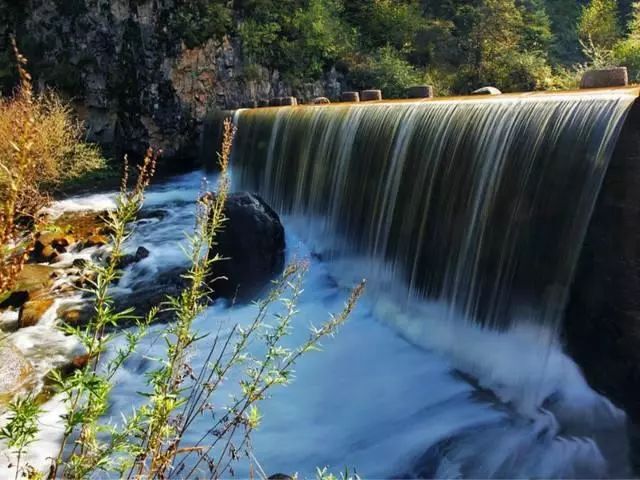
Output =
[{"x1": 3, "y1": 0, "x2": 343, "y2": 168}]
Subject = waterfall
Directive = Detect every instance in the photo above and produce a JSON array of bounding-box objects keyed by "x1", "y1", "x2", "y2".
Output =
[{"x1": 232, "y1": 90, "x2": 637, "y2": 334}]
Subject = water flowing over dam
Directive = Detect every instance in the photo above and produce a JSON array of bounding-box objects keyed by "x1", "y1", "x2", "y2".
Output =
[
  {"x1": 227, "y1": 89, "x2": 640, "y2": 476},
  {"x1": 232, "y1": 90, "x2": 637, "y2": 334}
]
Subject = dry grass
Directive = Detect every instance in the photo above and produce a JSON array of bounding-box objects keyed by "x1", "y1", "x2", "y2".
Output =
[{"x1": 0, "y1": 39, "x2": 104, "y2": 296}]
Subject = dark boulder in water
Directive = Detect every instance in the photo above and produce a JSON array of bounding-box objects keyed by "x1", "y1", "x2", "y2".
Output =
[{"x1": 207, "y1": 192, "x2": 285, "y2": 300}]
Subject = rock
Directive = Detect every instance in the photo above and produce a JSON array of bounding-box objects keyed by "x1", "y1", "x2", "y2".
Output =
[
  {"x1": 341, "y1": 91, "x2": 360, "y2": 102},
  {"x1": 71, "y1": 354, "x2": 90, "y2": 370},
  {"x1": 312, "y1": 97, "x2": 331, "y2": 104},
  {"x1": 0, "y1": 345, "x2": 33, "y2": 403},
  {"x1": 270, "y1": 98, "x2": 283, "y2": 107},
  {"x1": 0, "y1": 291, "x2": 29, "y2": 309},
  {"x1": 117, "y1": 246, "x2": 151, "y2": 269},
  {"x1": 408, "y1": 85, "x2": 434, "y2": 99},
  {"x1": 206, "y1": 193, "x2": 285, "y2": 300},
  {"x1": 580, "y1": 67, "x2": 628, "y2": 89},
  {"x1": 280, "y1": 96, "x2": 298, "y2": 106},
  {"x1": 18, "y1": 298, "x2": 54, "y2": 328},
  {"x1": 84, "y1": 235, "x2": 108, "y2": 248},
  {"x1": 12, "y1": 265, "x2": 54, "y2": 294},
  {"x1": 471, "y1": 86, "x2": 502, "y2": 95},
  {"x1": 58, "y1": 305, "x2": 93, "y2": 326},
  {"x1": 268, "y1": 475, "x2": 294, "y2": 480},
  {"x1": 113, "y1": 266, "x2": 189, "y2": 319},
  {"x1": 72, "y1": 258, "x2": 88, "y2": 269},
  {"x1": 361, "y1": 89, "x2": 382, "y2": 101},
  {"x1": 38, "y1": 245, "x2": 60, "y2": 263}
]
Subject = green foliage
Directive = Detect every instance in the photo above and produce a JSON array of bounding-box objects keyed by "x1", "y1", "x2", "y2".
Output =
[
  {"x1": 168, "y1": 0, "x2": 232, "y2": 49},
  {"x1": 0, "y1": 396, "x2": 42, "y2": 479},
  {"x1": 36, "y1": 122, "x2": 364, "y2": 478},
  {"x1": 239, "y1": 0, "x2": 353, "y2": 82},
  {"x1": 579, "y1": 0, "x2": 622, "y2": 50},
  {"x1": 613, "y1": 2, "x2": 640, "y2": 81},
  {"x1": 343, "y1": 0, "x2": 424, "y2": 51},
  {"x1": 348, "y1": 46, "x2": 421, "y2": 98}
]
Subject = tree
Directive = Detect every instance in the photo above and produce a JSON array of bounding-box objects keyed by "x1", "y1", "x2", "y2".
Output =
[
  {"x1": 518, "y1": 0, "x2": 554, "y2": 53},
  {"x1": 613, "y1": 2, "x2": 640, "y2": 80},
  {"x1": 578, "y1": 0, "x2": 621, "y2": 50}
]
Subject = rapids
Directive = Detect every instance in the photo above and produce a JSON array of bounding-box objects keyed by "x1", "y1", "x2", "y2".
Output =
[{"x1": 57, "y1": 169, "x2": 628, "y2": 478}]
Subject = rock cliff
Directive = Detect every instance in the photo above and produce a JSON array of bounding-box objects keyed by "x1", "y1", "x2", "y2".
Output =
[{"x1": 0, "y1": 0, "x2": 343, "y2": 168}]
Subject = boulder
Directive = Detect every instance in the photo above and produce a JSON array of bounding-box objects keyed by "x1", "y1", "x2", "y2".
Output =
[
  {"x1": 58, "y1": 304, "x2": 94, "y2": 326},
  {"x1": 280, "y1": 96, "x2": 298, "y2": 106},
  {"x1": 206, "y1": 192, "x2": 285, "y2": 300},
  {"x1": 471, "y1": 86, "x2": 502, "y2": 95},
  {"x1": 580, "y1": 67, "x2": 628, "y2": 89},
  {"x1": 0, "y1": 291, "x2": 29, "y2": 309},
  {"x1": 312, "y1": 97, "x2": 331, "y2": 104},
  {"x1": 0, "y1": 344, "x2": 33, "y2": 403},
  {"x1": 118, "y1": 246, "x2": 151, "y2": 269},
  {"x1": 84, "y1": 234, "x2": 108, "y2": 248},
  {"x1": 18, "y1": 298, "x2": 54, "y2": 328}
]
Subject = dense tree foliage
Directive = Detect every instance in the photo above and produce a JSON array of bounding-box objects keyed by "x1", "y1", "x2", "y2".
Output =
[{"x1": 2, "y1": 0, "x2": 640, "y2": 97}]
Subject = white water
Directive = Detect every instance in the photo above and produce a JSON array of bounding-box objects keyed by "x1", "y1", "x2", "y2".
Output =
[{"x1": 44, "y1": 170, "x2": 626, "y2": 478}]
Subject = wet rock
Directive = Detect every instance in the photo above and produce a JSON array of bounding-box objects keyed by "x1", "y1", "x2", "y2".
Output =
[
  {"x1": 58, "y1": 305, "x2": 93, "y2": 326},
  {"x1": 0, "y1": 291, "x2": 29, "y2": 309},
  {"x1": 84, "y1": 235, "x2": 108, "y2": 248},
  {"x1": 312, "y1": 97, "x2": 331, "y2": 104},
  {"x1": 0, "y1": 344, "x2": 33, "y2": 403},
  {"x1": 38, "y1": 245, "x2": 60, "y2": 263},
  {"x1": 71, "y1": 354, "x2": 90, "y2": 370},
  {"x1": 33, "y1": 232, "x2": 74, "y2": 259},
  {"x1": 471, "y1": 86, "x2": 502, "y2": 95},
  {"x1": 72, "y1": 258, "x2": 88, "y2": 269},
  {"x1": 118, "y1": 246, "x2": 151, "y2": 269},
  {"x1": 12, "y1": 265, "x2": 54, "y2": 294},
  {"x1": 18, "y1": 298, "x2": 54, "y2": 328},
  {"x1": 206, "y1": 192, "x2": 285, "y2": 300}
]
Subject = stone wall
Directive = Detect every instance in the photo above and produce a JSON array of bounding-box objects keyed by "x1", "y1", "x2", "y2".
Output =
[{"x1": 565, "y1": 98, "x2": 640, "y2": 442}]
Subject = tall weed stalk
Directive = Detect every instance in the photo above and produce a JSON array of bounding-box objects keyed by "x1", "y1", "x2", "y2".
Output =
[{"x1": 43, "y1": 118, "x2": 363, "y2": 479}]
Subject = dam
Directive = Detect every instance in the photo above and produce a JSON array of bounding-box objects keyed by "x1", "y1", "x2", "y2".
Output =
[{"x1": 228, "y1": 87, "x2": 640, "y2": 459}]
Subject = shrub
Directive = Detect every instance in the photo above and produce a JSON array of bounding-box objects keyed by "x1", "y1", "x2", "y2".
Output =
[
  {"x1": 0, "y1": 41, "x2": 104, "y2": 297},
  {"x1": 169, "y1": 0, "x2": 233, "y2": 49},
  {"x1": 0, "y1": 81, "x2": 104, "y2": 213},
  {"x1": 347, "y1": 46, "x2": 421, "y2": 98}
]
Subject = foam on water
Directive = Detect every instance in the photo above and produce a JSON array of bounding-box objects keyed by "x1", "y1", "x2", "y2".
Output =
[{"x1": 61, "y1": 171, "x2": 628, "y2": 478}]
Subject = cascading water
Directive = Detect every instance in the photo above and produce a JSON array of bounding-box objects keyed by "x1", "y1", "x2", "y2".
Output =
[
  {"x1": 233, "y1": 90, "x2": 636, "y2": 333},
  {"x1": 224, "y1": 88, "x2": 639, "y2": 476},
  {"x1": 41, "y1": 89, "x2": 638, "y2": 478}
]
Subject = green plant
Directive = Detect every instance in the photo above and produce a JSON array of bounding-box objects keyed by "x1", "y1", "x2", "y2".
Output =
[
  {"x1": 578, "y1": 0, "x2": 621, "y2": 50},
  {"x1": 348, "y1": 46, "x2": 421, "y2": 98},
  {"x1": 39, "y1": 119, "x2": 364, "y2": 479},
  {"x1": 0, "y1": 396, "x2": 42, "y2": 480}
]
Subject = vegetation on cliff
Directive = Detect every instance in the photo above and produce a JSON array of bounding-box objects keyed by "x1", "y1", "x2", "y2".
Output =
[{"x1": 3, "y1": 0, "x2": 640, "y2": 103}]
